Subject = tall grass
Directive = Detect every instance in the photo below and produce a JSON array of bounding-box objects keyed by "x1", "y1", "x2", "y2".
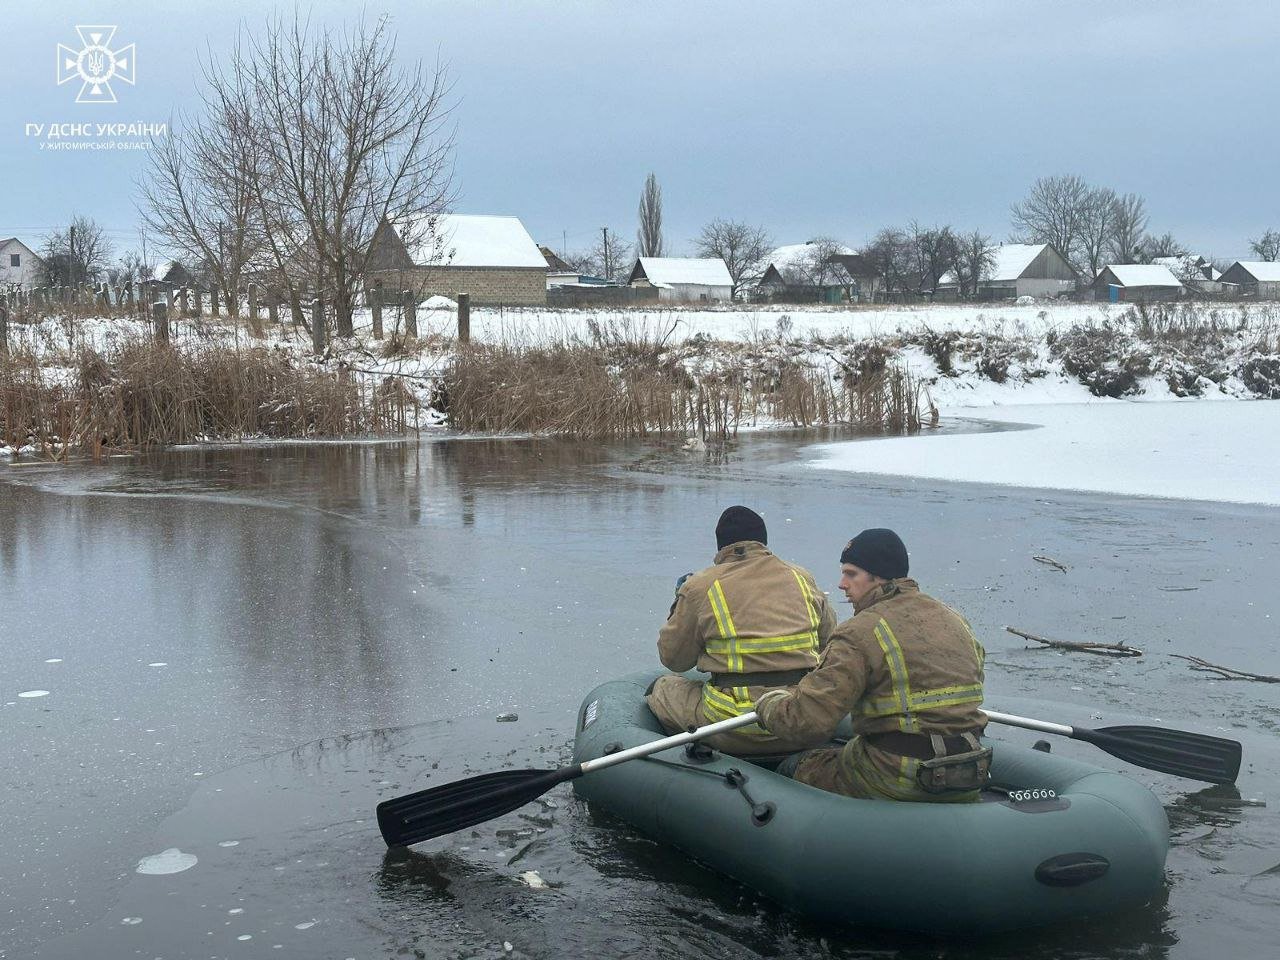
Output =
[
  {"x1": 1, "y1": 338, "x2": 417, "y2": 458},
  {"x1": 444, "y1": 327, "x2": 922, "y2": 438}
]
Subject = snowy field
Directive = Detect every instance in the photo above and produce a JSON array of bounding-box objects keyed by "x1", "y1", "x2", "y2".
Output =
[
  {"x1": 461, "y1": 301, "x2": 1125, "y2": 344},
  {"x1": 808, "y1": 400, "x2": 1280, "y2": 507}
]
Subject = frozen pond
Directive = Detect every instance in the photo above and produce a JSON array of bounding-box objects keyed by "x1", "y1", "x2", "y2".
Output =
[{"x1": 2, "y1": 433, "x2": 1277, "y2": 959}]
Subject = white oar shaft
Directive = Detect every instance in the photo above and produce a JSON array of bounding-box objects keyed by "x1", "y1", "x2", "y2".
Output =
[
  {"x1": 984, "y1": 709, "x2": 1075, "y2": 738},
  {"x1": 579, "y1": 711, "x2": 761, "y2": 775}
]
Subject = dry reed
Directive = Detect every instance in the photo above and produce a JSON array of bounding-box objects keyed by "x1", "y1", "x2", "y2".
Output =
[{"x1": 1, "y1": 337, "x2": 418, "y2": 458}]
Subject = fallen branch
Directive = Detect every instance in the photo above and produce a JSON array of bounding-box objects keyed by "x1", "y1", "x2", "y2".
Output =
[
  {"x1": 1171, "y1": 654, "x2": 1280, "y2": 683},
  {"x1": 1006, "y1": 625, "x2": 1143, "y2": 658},
  {"x1": 1033, "y1": 555, "x2": 1068, "y2": 573}
]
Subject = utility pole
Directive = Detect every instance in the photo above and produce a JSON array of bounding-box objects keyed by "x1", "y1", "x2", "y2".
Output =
[
  {"x1": 69, "y1": 223, "x2": 77, "y2": 287},
  {"x1": 601, "y1": 226, "x2": 610, "y2": 280}
]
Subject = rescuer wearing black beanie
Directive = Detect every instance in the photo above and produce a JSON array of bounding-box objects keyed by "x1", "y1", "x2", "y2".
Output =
[
  {"x1": 715, "y1": 505, "x2": 768, "y2": 550},
  {"x1": 839, "y1": 528, "x2": 909, "y2": 580},
  {"x1": 645, "y1": 504, "x2": 837, "y2": 757}
]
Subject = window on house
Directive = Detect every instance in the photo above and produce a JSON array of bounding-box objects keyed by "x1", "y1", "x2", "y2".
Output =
[{"x1": 9, "y1": 254, "x2": 19, "y2": 267}]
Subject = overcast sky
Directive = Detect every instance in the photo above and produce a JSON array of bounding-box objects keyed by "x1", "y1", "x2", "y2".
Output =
[{"x1": 2, "y1": 0, "x2": 1275, "y2": 262}]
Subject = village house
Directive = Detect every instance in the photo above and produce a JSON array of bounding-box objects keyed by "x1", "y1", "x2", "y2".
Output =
[
  {"x1": 1219, "y1": 261, "x2": 1280, "y2": 300},
  {"x1": 148, "y1": 260, "x2": 194, "y2": 288},
  {"x1": 627, "y1": 257, "x2": 732, "y2": 302},
  {"x1": 937, "y1": 242, "x2": 1077, "y2": 300},
  {"x1": 0, "y1": 237, "x2": 44, "y2": 290},
  {"x1": 367, "y1": 213, "x2": 548, "y2": 306},
  {"x1": 1152, "y1": 255, "x2": 1223, "y2": 294},
  {"x1": 752, "y1": 241, "x2": 855, "y2": 304},
  {"x1": 827, "y1": 253, "x2": 883, "y2": 302},
  {"x1": 1093, "y1": 264, "x2": 1184, "y2": 302}
]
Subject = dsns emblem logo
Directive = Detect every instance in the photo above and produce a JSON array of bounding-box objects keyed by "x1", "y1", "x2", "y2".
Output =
[{"x1": 57, "y1": 26, "x2": 136, "y2": 104}]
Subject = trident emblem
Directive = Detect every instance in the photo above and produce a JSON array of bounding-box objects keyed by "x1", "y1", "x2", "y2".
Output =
[{"x1": 56, "y1": 25, "x2": 135, "y2": 104}]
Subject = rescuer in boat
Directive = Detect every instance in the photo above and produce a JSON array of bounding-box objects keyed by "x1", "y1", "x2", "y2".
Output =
[
  {"x1": 645, "y1": 505, "x2": 837, "y2": 756},
  {"x1": 754, "y1": 528, "x2": 991, "y2": 801}
]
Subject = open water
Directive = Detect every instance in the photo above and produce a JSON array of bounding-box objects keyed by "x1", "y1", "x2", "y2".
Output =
[{"x1": 2, "y1": 432, "x2": 1276, "y2": 958}]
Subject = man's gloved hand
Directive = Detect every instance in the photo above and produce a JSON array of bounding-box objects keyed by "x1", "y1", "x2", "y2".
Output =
[
  {"x1": 668, "y1": 572, "x2": 695, "y2": 619},
  {"x1": 753, "y1": 689, "x2": 791, "y2": 732}
]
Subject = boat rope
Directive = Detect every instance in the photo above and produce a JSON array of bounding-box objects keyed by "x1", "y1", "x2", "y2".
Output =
[{"x1": 640, "y1": 757, "x2": 776, "y2": 826}]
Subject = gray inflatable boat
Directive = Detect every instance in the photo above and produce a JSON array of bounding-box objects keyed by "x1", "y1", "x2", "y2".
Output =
[{"x1": 572, "y1": 673, "x2": 1169, "y2": 936}]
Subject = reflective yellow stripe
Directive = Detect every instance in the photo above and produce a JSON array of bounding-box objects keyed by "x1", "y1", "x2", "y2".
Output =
[
  {"x1": 860, "y1": 684, "x2": 983, "y2": 716},
  {"x1": 910, "y1": 685, "x2": 984, "y2": 709},
  {"x1": 701, "y1": 683, "x2": 770, "y2": 735},
  {"x1": 873, "y1": 619, "x2": 915, "y2": 732},
  {"x1": 707, "y1": 581, "x2": 733, "y2": 667},
  {"x1": 704, "y1": 631, "x2": 819, "y2": 656},
  {"x1": 789, "y1": 568, "x2": 820, "y2": 631}
]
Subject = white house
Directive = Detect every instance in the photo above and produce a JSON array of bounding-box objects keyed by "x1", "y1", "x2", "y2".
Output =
[
  {"x1": 937, "y1": 243, "x2": 1077, "y2": 299},
  {"x1": 0, "y1": 237, "x2": 44, "y2": 289},
  {"x1": 627, "y1": 257, "x2": 732, "y2": 302}
]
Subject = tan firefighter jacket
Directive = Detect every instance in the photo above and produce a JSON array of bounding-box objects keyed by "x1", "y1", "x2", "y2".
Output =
[
  {"x1": 756, "y1": 578, "x2": 986, "y2": 743},
  {"x1": 657, "y1": 540, "x2": 836, "y2": 729}
]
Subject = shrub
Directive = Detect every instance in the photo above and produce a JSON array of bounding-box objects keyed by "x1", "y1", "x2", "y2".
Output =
[
  {"x1": 1049, "y1": 321, "x2": 1151, "y2": 398},
  {"x1": 1240, "y1": 356, "x2": 1280, "y2": 399},
  {"x1": 918, "y1": 328, "x2": 959, "y2": 375}
]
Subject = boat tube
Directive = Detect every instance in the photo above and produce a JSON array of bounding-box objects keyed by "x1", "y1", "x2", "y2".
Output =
[{"x1": 572, "y1": 672, "x2": 1169, "y2": 935}]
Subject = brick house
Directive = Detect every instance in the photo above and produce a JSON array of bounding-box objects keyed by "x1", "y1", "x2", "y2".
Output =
[{"x1": 367, "y1": 214, "x2": 547, "y2": 306}]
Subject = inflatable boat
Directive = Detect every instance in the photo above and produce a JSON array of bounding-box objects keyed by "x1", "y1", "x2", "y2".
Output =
[{"x1": 571, "y1": 673, "x2": 1170, "y2": 936}]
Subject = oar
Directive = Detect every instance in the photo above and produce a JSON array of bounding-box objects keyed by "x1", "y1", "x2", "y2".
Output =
[
  {"x1": 984, "y1": 709, "x2": 1241, "y2": 784},
  {"x1": 377, "y1": 711, "x2": 762, "y2": 847}
]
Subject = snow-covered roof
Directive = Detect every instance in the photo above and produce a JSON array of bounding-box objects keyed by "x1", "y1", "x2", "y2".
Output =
[
  {"x1": 986, "y1": 243, "x2": 1049, "y2": 282},
  {"x1": 404, "y1": 214, "x2": 546, "y2": 269},
  {"x1": 634, "y1": 257, "x2": 732, "y2": 287},
  {"x1": 1104, "y1": 264, "x2": 1182, "y2": 287},
  {"x1": 1152, "y1": 255, "x2": 1221, "y2": 281},
  {"x1": 763, "y1": 241, "x2": 855, "y2": 273},
  {"x1": 937, "y1": 243, "x2": 1050, "y2": 285},
  {"x1": 1228, "y1": 261, "x2": 1280, "y2": 283},
  {"x1": 152, "y1": 260, "x2": 185, "y2": 282}
]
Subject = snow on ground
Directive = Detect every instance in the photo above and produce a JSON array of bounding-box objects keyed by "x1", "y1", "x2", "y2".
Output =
[
  {"x1": 807, "y1": 399, "x2": 1280, "y2": 507},
  {"x1": 463, "y1": 301, "x2": 1117, "y2": 344}
]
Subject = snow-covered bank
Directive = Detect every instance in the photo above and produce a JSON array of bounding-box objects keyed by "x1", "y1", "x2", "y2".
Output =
[
  {"x1": 807, "y1": 400, "x2": 1280, "y2": 507},
  {"x1": 5, "y1": 299, "x2": 1280, "y2": 455}
]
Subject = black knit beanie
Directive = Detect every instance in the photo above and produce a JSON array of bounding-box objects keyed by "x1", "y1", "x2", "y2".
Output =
[
  {"x1": 840, "y1": 528, "x2": 908, "y2": 579},
  {"x1": 715, "y1": 506, "x2": 767, "y2": 549}
]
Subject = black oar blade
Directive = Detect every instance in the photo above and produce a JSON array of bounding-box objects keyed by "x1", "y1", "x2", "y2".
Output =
[
  {"x1": 1086, "y1": 725, "x2": 1242, "y2": 784},
  {"x1": 377, "y1": 766, "x2": 580, "y2": 848}
]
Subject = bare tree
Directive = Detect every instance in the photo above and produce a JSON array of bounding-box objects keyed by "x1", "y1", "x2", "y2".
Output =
[
  {"x1": 1010, "y1": 175, "x2": 1092, "y2": 271},
  {"x1": 171, "y1": 14, "x2": 456, "y2": 345},
  {"x1": 694, "y1": 219, "x2": 772, "y2": 298},
  {"x1": 784, "y1": 236, "x2": 847, "y2": 287},
  {"x1": 1076, "y1": 187, "x2": 1117, "y2": 281},
  {"x1": 952, "y1": 230, "x2": 996, "y2": 299},
  {"x1": 1138, "y1": 232, "x2": 1187, "y2": 262},
  {"x1": 636, "y1": 172, "x2": 665, "y2": 258},
  {"x1": 1249, "y1": 229, "x2": 1280, "y2": 261},
  {"x1": 40, "y1": 215, "x2": 113, "y2": 285},
  {"x1": 587, "y1": 228, "x2": 632, "y2": 282},
  {"x1": 908, "y1": 221, "x2": 959, "y2": 294},
  {"x1": 108, "y1": 250, "x2": 147, "y2": 285},
  {"x1": 1107, "y1": 192, "x2": 1148, "y2": 264},
  {"x1": 865, "y1": 227, "x2": 913, "y2": 301},
  {"x1": 139, "y1": 87, "x2": 261, "y2": 322}
]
